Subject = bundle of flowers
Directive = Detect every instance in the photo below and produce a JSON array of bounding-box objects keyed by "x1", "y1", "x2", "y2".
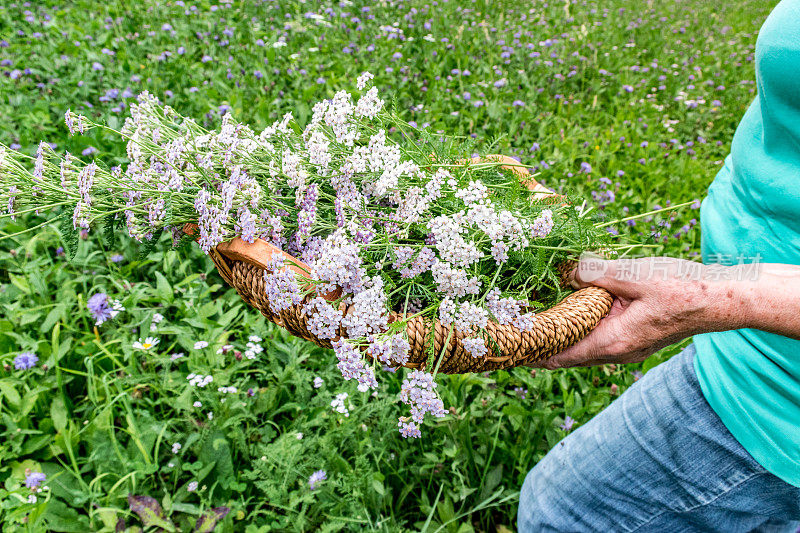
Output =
[{"x1": 1, "y1": 72, "x2": 631, "y2": 437}]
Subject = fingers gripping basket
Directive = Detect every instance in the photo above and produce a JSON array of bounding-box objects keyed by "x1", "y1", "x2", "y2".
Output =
[{"x1": 203, "y1": 156, "x2": 615, "y2": 373}]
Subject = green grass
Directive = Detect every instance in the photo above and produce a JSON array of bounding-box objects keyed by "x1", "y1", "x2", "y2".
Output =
[{"x1": 0, "y1": 0, "x2": 775, "y2": 530}]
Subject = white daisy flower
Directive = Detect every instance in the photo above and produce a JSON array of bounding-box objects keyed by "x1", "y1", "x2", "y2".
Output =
[{"x1": 133, "y1": 337, "x2": 160, "y2": 350}]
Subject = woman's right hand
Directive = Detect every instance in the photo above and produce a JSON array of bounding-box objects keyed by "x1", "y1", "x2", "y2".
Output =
[{"x1": 533, "y1": 255, "x2": 751, "y2": 369}]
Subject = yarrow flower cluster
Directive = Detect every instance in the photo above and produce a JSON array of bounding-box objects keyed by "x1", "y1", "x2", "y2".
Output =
[
  {"x1": 333, "y1": 340, "x2": 378, "y2": 392},
  {"x1": 399, "y1": 370, "x2": 447, "y2": 437},
  {"x1": 304, "y1": 297, "x2": 342, "y2": 340},
  {"x1": 244, "y1": 335, "x2": 264, "y2": 359},
  {"x1": 331, "y1": 392, "x2": 350, "y2": 417},
  {"x1": 0, "y1": 73, "x2": 616, "y2": 439},
  {"x1": 263, "y1": 253, "x2": 303, "y2": 314},
  {"x1": 462, "y1": 337, "x2": 488, "y2": 358},
  {"x1": 187, "y1": 373, "x2": 213, "y2": 387},
  {"x1": 150, "y1": 312, "x2": 164, "y2": 332},
  {"x1": 367, "y1": 333, "x2": 411, "y2": 366},
  {"x1": 308, "y1": 470, "x2": 327, "y2": 490}
]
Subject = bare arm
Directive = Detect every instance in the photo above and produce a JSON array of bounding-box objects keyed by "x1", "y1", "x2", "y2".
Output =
[{"x1": 536, "y1": 256, "x2": 800, "y2": 369}]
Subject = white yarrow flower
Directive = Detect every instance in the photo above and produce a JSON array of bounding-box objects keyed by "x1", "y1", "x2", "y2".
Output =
[
  {"x1": 356, "y1": 71, "x2": 374, "y2": 90},
  {"x1": 331, "y1": 392, "x2": 350, "y2": 417}
]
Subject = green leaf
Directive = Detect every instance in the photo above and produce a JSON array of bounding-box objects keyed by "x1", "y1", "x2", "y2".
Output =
[
  {"x1": 0, "y1": 380, "x2": 21, "y2": 407},
  {"x1": 194, "y1": 507, "x2": 230, "y2": 533},
  {"x1": 41, "y1": 498, "x2": 92, "y2": 532},
  {"x1": 371, "y1": 478, "x2": 385, "y2": 497},
  {"x1": 8, "y1": 273, "x2": 31, "y2": 294},
  {"x1": 51, "y1": 396, "x2": 67, "y2": 433},
  {"x1": 198, "y1": 432, "x2": 234, "y2": 488},
  {"x1": 642, "y1": 356, "x2": 659, "y2": 373},
  {"x1": 127, "y1": 494, "x2": 176, "y2": 532},
  {"x1": 479, "y1": 464, "x2": 503, "y2": 500},
  {"x1": 436, "y1": 496, "x2": 456, "y2": 525},
  {"x1": 58, "y1": 212, "x2": 79, "y2": 262},
  {"x1": 155, "y1": 272, "x2": 174, "y2": 303},
  {"x1": 40, "y1": 304, "x2": 65, "y2": 333},
  {"x1": 137, "y1": 229, "x2": 163, "y2": 261},
  {"x1": 103, "y1": 214, "x2": 118, "y2": 248}
]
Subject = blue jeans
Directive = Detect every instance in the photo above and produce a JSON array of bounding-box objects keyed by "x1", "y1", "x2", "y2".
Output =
[{"x1": 518, "y1": 345, "x2": 800, "y2": 532}]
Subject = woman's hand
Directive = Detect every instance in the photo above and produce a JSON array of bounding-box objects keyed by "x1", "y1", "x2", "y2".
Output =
[{"x1": 535, "y1": 255, "x2": 754, "y2": 369}]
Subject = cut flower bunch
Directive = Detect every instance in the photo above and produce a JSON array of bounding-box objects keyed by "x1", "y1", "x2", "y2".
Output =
[{"x1": 1, "y1": 72, "x2": 633, "y2": 437}]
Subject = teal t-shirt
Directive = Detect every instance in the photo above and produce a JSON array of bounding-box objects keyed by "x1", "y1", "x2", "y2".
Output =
[{"x1": 694, "y1": 0, "x2": 800, "y2": 487}]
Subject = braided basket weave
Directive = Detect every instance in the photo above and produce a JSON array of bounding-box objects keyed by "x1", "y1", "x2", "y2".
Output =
[{"x1": 201, "y1": 155, "x2": 614, "y2": 373}]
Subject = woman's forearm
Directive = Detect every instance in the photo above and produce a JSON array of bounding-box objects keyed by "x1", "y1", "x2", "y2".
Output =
[
  {"x1": 537, "y1": 257, "x2": 800, "y2": 369},
  {"x1": 722, "y1": 263, "x2": 800, "y2": 341}
]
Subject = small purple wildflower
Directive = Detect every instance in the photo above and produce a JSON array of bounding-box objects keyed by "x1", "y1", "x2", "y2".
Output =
[
  {"x1": 25, "y1": 472, "x2": 46, "y2": 488},
  {"x1": 560, "y1": 416, "x2": 576, "y2": 432},
  {"x1": 308, "y1": 470, "x2": 327, "y2": 490},
  {"x1": 14, "y1": 352, "x2": 38, "y2": 370},
  {"x1": 87, "y1": 292, "x2": 113, "y2": 325}
]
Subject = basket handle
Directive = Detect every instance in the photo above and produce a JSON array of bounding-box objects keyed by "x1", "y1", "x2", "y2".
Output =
[{"x1": 467, "y1": 154, "x2": 557, "y2": 199}]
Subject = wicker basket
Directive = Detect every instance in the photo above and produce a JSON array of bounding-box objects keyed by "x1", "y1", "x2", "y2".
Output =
[{"x1": 200, "y1": 155, "x2": 614, "y2": 373}]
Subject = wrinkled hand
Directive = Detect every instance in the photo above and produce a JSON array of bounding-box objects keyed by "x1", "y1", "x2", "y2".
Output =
[{"x1": 535, "y1": 255, "x2": 741, "y2": 369}]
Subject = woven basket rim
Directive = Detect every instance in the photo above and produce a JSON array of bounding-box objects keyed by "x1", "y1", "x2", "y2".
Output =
[{"x1": 210, "y1": 238, "x2": 613, "y2": 372}]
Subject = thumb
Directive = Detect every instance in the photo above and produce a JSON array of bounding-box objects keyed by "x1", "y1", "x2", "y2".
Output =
[{"x1": 570, "y1": 254, "x2": 640, "y2": 298}]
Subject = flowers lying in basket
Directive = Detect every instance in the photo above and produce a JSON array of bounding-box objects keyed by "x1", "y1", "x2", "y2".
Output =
[{"x1": 1, "y1": 73, "x2": 640, "y2": 436}]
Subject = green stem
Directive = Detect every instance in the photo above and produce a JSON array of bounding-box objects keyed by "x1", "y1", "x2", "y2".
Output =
[
  {"x1": 431, "y1": 323, "x2": 455, "y2": 378},
  {"x1": 595, "y1": 200, "x2": 696, "y2": 228}
]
